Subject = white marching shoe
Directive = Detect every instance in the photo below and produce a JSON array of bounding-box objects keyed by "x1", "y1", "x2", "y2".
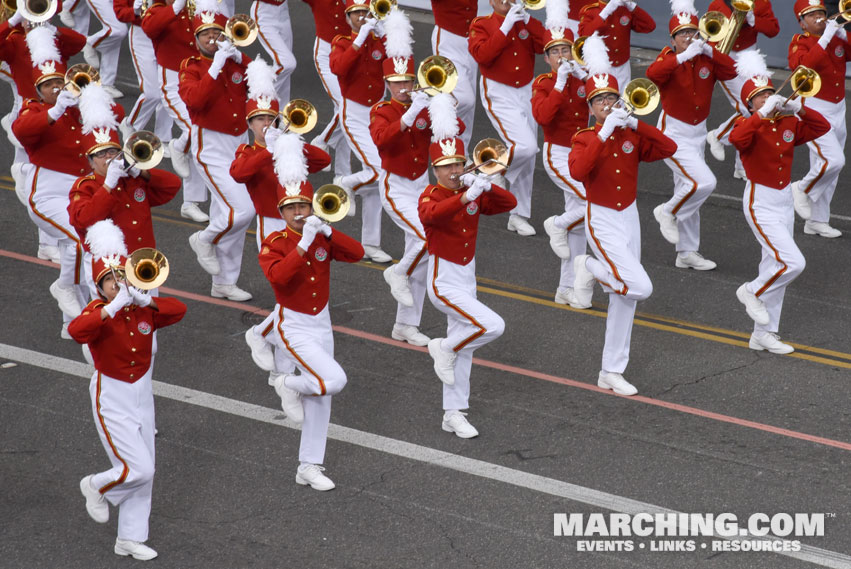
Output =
[
  {"x1": 273, "y1": 373, "x2": 304, "y2": 424},
  {"x1": 391, "y1": 323, "x2": 430, "y2": 346},
  {"x1": 791, "y1": 181, "x2": 811, "y2": 220},
  {"x1": 244, "y1": 328, "x2": 274, "y2": 371},
  {"x1": 181, "y1": 201, "x2": 209, "y2": 222},
  {"x1": 736, "y1": 283, "x2": 770, "y2": 326},
  {"x1": 733, "y1": 167, "x2": 747, "y2": 180},
  {"x1": 169, "y1": 139, "x2": 191, "y2": 178},
  {"x1": 50, "y1": 280, "x2": 82, "y2": 318},
  {"x1": 37, "y1": 244, "x2": 61, "y2": 264},
  {"x1": 189, "y1": 231, "x2": 220, "y2": 275},
  {"x1": 11, "y1": 162, "x2": 27, "y2": 205},
  {"x1": 653, "y1": 204, "x2": 679, "y2": 245},
  {"x1": 803, "y1": 220, "x2": 842, "y2": 238},
  {"x1": 507, "y1": 214, "x2": 536, "y2": 236},
  {"x1": 428, "y1": 338, "x2": 456, "y2": 385},
  {"x1": 102, "y1": 85, "x2": 124, "y2": 99},
  {"x1": 118, "y1": 117, "x2": 134, "y2": 141},
  {"x1": 597, "y1": 371, "x2": 638, "y2": 396},
  {"x1": 83, "y1": 44, "x2": 100, "y2": 69},
  {"x1": 296, "y1": 464, "x2": 335, "y2": 491},
  {"x1": 59, "y1": 7, "x2": 76, "y2": 27},
  {"x1": 543, "y1": 216, "x2": 571, "y2": 259},
  {"x1": 554, "y1": 287, "x2": 589, "y2": 309},
  {"x1": 363, "y1": 245, "x2": 392, "y2": 263},
  {"x1": 383, "y1": 265, "x2": 413, "y2": 307},
  {"x1": 114, "y1": 539, "x2": 158, "y2": 561},
  {"x1": 442, "y1": 411, "x2": 479, "y2": 438},
  {"x1": 572, "y1": 255, "x2": 595, "y2": 309},
  {"x1": 211, "y1": 283, "x2": 252, "y2": 301},
  {"x1": 79, "y1": 475, "x2": 108, "y2": 523},
  {"x1": 749, "y1": 332, "x2": 794, "y2": 355},
  {"x1": 706, "y1": 129, "x2": 725, "y2": 161},
  {"x1": 675, "y1": 251, "x2": 717, "y2": 271}
]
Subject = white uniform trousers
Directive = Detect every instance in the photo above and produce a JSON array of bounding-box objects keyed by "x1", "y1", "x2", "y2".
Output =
[
  {"x1": 85, "y1": 0, "x2": 128, "y2": 87},
  {"x1": 65, "y1": 0, "x2": 92, "y2": 37},
  {"x1": 480, "y1": 78, "x2": 538, "y2": 217},
  {"x1": 543, "y1": 142, "x2": 587, "y2": 290},
  {"x1": 312, "y1": 38, "x2": 352, "y2": 177},
  {"x1": 192, "y1": 126, "x2": 252, "y2": 286},
  {"x1": 1, "y1": 66, "x2": 27, "y2": 164},
  {"x1": 380, "y1": 171, "x2": 429, "y2": 327},
  {"x1": 800, "y1": 97, "x2": 846, "y2": 223},
  {"x1": 741, "y1": 182, "x2": 805, "y2": 335},
  {"x1": 566, "y1": 18, "x2": 579, "y2": 37},
  {"x1": 584, "y1": 202, "x2": 653, "y2": 374},
  {"x1": 251, "y1": 1, "x2": 296, "y2": 103},
  {"x1": 427, "y1": 257, "x2": 505, "y2": 411},
  {"x1": 271, "y1": 304, "x2": 346, "y2": 464},
  {"x1": 339, "y1": 98, "x2": 383, "y2": 247},
  {"x1": 126, "y1": 26, "x2": 172, "y2": 142},
  {"x1": 89, "y1": 368, "x2": 156, "y2": 543},
  {"x1": 431, "y1": 27, "x2": 477, "y2": 150},
  {"x1": 610, "y1": 61, "x2": 631, "y2": 96},
  {"x1": 658, "y1": 114, "x2": 717, "y2": 254},
  {"x1": 159, "y1": 66, "x2": 207, "y2": 203},
  {"x1": 711, "y1": 49, "x2": 751, "y2": 172}
]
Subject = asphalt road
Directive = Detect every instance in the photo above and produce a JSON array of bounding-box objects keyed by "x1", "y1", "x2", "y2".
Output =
[{"x1": 1, "y1": 4, "x2": 851, "y2": 569}]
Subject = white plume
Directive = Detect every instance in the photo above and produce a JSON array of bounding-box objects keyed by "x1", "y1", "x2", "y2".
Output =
[
  {"x1": 428, "y1": 92, "x2": 458, "y2": 142},
  {"x1": 383, "y1": 8, "x2": 413, "y2": 59},
  {"x1": 246, "y1": 57, "x2": 278, "y2": 101},
  {"x1": 25, "y1": 25, "x2": 61, "y2": 67},
  {"x1": 582, "y1": 33, "x2": 611, "y2": 77},
  {"x1": 273, "y1": 131, "x2": 307, "y2": 187},
  {"x1": 79, "y1": 84, "x2": 119, "y2": 134},
  {"x1": 735, "y1": 49, "x2": 769, "y2": 80},
  {"x1": 194, "y1": 0, "x2": 221, "y2": 16},
  {"x1": 86, "y1": 219, "x2": 127, "y2": 260},
  {"x1": 545, "y1": 0, "x2": 570, "y2": 32},
  {"x1": 669, "y1": 0, "x2": 697, "y2": 16}
]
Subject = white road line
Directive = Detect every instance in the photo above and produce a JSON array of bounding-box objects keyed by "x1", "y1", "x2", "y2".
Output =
[
  {"x1": 710, "y1": 193, "x2": 851, "y2": 223},
  {"x1": 3, "y1": 342, "x2": 850, "y2": 568}
]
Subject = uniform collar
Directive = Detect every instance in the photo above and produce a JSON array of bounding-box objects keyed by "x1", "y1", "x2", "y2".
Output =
[{"x1": 390, "y1": 97, "x2": 410, "y2": 108}]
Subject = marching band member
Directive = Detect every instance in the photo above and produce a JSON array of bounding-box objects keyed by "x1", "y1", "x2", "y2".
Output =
[
  {"x1": 431, "y1": 0, "x2": 478, "y2": 150},
  {"x1": 330, "y1": 0, "x2": 392, "y2": 263},
  {"x1": 179, "y1": 0, "x2": 255, "y2": 301},
  {"x1": 259, "y1": 133, "x2": 364, "y2": 491},
  {"x1": 729, "y1": 50, "x2": 829, "y2": 353},
  {"x1": 468, "y1": 0, "x2": 546, "y2": 237},
  {"x1": 568, "y1": 34, "x2": 676, "y2": 396},
  {"x1": 646, "y1": 0, "x2": 737, "y2": 271},
  {"x1": 533, "y1": 0, "x2": 591, "y2": 307},
  {"x1": 578, "y1": 0, "x2": 656, "y2": 90},
  {"x1": 71, "y1": 219, "x2": 186, "y2": 561},
  {"x1": 141, "y1": 0, "x2": 211, "y2": 223},
  {"x1": 83, "y1": 0, "x2": 129, "y2": 98},
  {"x1": 250, "y1": 0, "x2": 297, "y2": 103},
  {"x1": 788, "y1": 0, "x2": 848, "y2": 238},
  {"x1": 419, "y1": 133, "x2": 517, "y2": 438},
  {"x1": 705, "y1": 0, "x2": 779, "y2": 179},
  {"x1": 302, "y1": 0, "x2": 353, "y2": 180}
]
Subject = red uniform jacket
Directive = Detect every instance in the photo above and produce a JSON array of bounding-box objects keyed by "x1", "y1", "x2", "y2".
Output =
[
  {"x1": 569, "y1": 0, "x2": 595, "y2": 20},
  {"x1": 418, "y1": 183, "x2": 516, "y2": 266},
  {"x1": 531, "y1": 72, "x2": 589, "y2": 146},
  {"x1": 330, "y1": 32, "x2": 386, "y2": 106},
  {"x1": 707, "y1": 0, "x2": 779, "y2": 53},
  {"x1": 68, "y1": 169, "x2": 181, "y2": 249},
  {"x1": 569, "y1": 121, "x2": 676, "y2": 210},
  {"x1": 141, "y1": 2, "x2": 198, "y2": 71},
  {"x1": 113, "y1": 0, "x2": 142, "y2": 26},
  {"x1": 13, "y1": 100, "x2": 125, "y2": 176},
  {"x1": 789, "y1": 33, "x2": 851, "y2": 104},
  {"x1": 432, "y1": 0, "x2": 478, "y2": 38},
  {"x1": 730, "y1": 110, "x2": 830, "y2": 190},
  {"x1": 259, "y1": 226, "x2": 364, "y2": 314},
  {"x1": 230, "y1": 142, "x2": 331, "y2": 218},
  {"x1": 579, "y1": 2, "x2": 655, "y2": 67},
  {"x1": 302, "y1": 0, "x2": 347, "y2": 44},
  {"x1": 0, "y1": 23, "x2": 86, "y2": 100},
  {"x1": 468, "y1": 13, "x2": 546, "y2": 88},
  {"x1": 646, "y1": 47, "x2": 737, "y2": 125},
  {"x1": 69, "y1": 297, "x2": 186, "y2": 383},
  {"x1": 179, "y1": 54, "x2": 250, "y2": 135}
]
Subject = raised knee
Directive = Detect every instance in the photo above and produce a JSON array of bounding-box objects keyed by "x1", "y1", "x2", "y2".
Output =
[
  {"x1": 326, "y1": 370, "x2": 347, "y2": 395},
  {"x1": 484, "y1": 314, "x2": 505, "y2": 340},
  {"x1": 631, "y1": 277, "x2": 653, "y2": 300}
]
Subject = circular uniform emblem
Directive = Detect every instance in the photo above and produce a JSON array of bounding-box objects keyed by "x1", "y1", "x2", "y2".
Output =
[
  {"x1": 465, "y1": 201, "x2": 479, "y2": 215},
  {"x1": 577, "y1": 85, "x2": 586, "y2": 98},
  {"x1": 371, "y1": 49, "x2": 382, "y2": 60},
  {"x1": 315, "y1": 246, "x2": 328, "y2": 262},
  {"x1": 415, "y1": 117, "x2": 428, "y2": 130},
  {"x1": 133, "y1": 187, "x2": 146, "y2": 202},
  {"x1": 698, "y1": 66, "x2": 710, "y2": 80},
  {"x1": 622, "y1": 140, "x2": 635, "y2": 154},
  {"x1": 231, "y1": 72, "x2": 243, "y2": 84},
  {"x1": 836, "y1": 46, "x2": 845, "y2": 58},
  {"x1": 783, "y1": 129, "x2": 795, "y2": 143},
  {"x1": 137, "y1": 321, "x2": 152, "y2": 335},
  {"x1": 518, "y1": 29, "x2": 529, "y2": 40},
  {"x1": 619, "y1": 15, "x2": 630, "y2": 26}
]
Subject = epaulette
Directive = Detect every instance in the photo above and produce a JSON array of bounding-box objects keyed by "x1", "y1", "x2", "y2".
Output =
[
  {"x1": 268, "y1": 232, "x2": 285, "y2": 243},
  {"x1": 659, "y1": 46, "x2": 673, "y2": 59},
  {"x1": 370, "y1": 100, "x2": 391, "y2": 113},
  {"x1": 580, "y1": 3, "x2": 601, "y2": 15},
  {"x1": 534, "y1": 72, "x2": 553, "y2": 86},
  {"x1": 574, "y1": 126, "x2": 596, "y2": 137},
  {"x1": 331, "y1": 33, "x2": 351, "y2": 45},
  {"x1": 179, "y1": 56, "x2": 200, "y2": 70}
]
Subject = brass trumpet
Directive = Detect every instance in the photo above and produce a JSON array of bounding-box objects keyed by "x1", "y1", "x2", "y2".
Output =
[
  {"x1": 450, "y1": 138, "x2": 510, "y2": 180},
  {"x1": 64, "y1": 63, "x2": 101, "y2": 96},
  {"x1": 125, "y1": 247, "x2": 169, "y2": 290},
  {"x1": 280, "y1": 99, "x2": 318, "y2": 134},
  {"x1": 571, "y1": 36, "x2": 587, "y2": 66},
  {"x1": 368, "y1": 0, "x2": 395, "y2": 20},
  {"x1": 699, "y1": 11, "x2": 728, "y2": 43},
  {"x1": 18, "y1": 0, "x2": 56, "y2": 23},
  {"x1": 609, "y1": 78, "x2": 660, "y2": 116},
  {"x1": 221, "y1": 14, "x2": 257, "y2": 47},
  {"x1": 772, "y1": 66, "x2": 821, "y2": 116},
  {"x1": 408, "y1": 55, "x2": 458, "y2": 95},
  {"x1": 312, "y1": 184, "x2": 350, "y2": 223}
]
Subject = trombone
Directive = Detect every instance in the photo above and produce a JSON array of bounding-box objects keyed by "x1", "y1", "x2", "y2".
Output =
[
  {"x1": 311, "y1": 184, "x2": 350, "y2": 223},
  {"x1": 63, "y1": 63, "x2": 100, "y2": 96},
  {"x1": 699, "y1": 11, "x2": 728, "y2": 43},
  {"x1": 607, "y1": 78, "x2": 660, "y2": 116},
  {"x1": 125, "y1": 247, "x2": 169, "y2": 290},
  {"x1": 824, "y1": 0, "x2": 851, "y2": 24},
  {"x1": 406, "y1": 55, "x2": 458, "y2": 95},
  {"x1": 368, "y1": 0, "x2": 395, "y2": 20},
  {"x1": 771, "y1": 66, "x2": 821, "y2": 117},
  {"x1": 279, "y1": 99, "x2": 318, "y2": 134},
  {"x1": 450, "y1": 138, "x2": 510, "y2": 180},
  {"x1": 106, "y1": 131, "x2": 165, "y2": 172},
  {"x1": 571, "y1": 36, "x2": 587, "y2": 66},
  {"x1": 519, "y1": 0, "x2": 545, "y2": 10},
  {"x1": 211, "y1": 14, "x2": 258, "y2": 48}
]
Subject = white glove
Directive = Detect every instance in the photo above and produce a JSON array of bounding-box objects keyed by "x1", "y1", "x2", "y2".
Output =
[
  {"x1": 297, "y1": 215, "x2": 323, "y2": 251},
  {"x1": 104, "y1": 157, "x2": 127, "y2": 189},
  {"x1": 47, "y1": 90, "x2": 77, "y2": 121},
  {"x1": 676, "y1": 39, "x2": 703, "y2": 63},
  {"x1": 598, "y1": 108, "x2": 628, "y2": 140},
  {"x1": 318, "y1": 222, "x2": 332, "y2": 237},
  {"x1": 520, "y1": 4, "x2": 530, "y2": 24},
  {"x1": 499, "y1": 4, "x2": 524, "y2": 35},
  {"x1": 127, "y1": 165, "x2": 141, "y2": 178},
  {"x1": 465, "y1": 181, "x2": 485, "y2": 202},
  {"x1": 782, "y1": 97, "x2": 802, "y2": 115},
  {"x1": 128, "y1": 286, "x2": 152, "y2": 307},
  {"x1": 264, "y1": 126, "x2": 282, "y2": 148},
  {"x1": 570, "y1": 61, "x2": 588, "y2": 80},
  {"x1": 401, "y1": 91, "x2": 429, "y2": 127},
  {"x1": 757, "y1": 93, "x2": 783, "y2": 118},
  {"x1": 353, "y1": 18, "x2": 377, "y2": 47},
  {"x1": 459, "y1": 172, "x2": 479, "y2": 187},
  {"x1": 208, "y1": 46, "x2": 230, "y2": 79},
  {"x1": 701, "y1": 41, "x2": 714, "y2": 56},
  {"x1": 226, "y1": 43, "x2": 242, "y2": 63},
  {"x1": 133, "y1": 0, "x2": 144, "y2": 12},
  {"x1": 104, "y1": 285, "x2": 133, "y2": 318},
  {"x1": 554, "y1": 61, "x2": 570, "y2": 91},
  {"x1": 7, "y1": 10, "x2": 22, "y2": 26},
  {"x1": 599, "y1": 0, "x2": 622, "y2": 20},
  {"x1": 819, "y1": 19, "x2": 840, "y2": 49},
  {"x1": 625, "y1": 115, "x2": 638, "y2": 130},
  {"x1": 172, "y1": 0, "x2": 186, "y2": 13},
  {"x1": 373, "y1": 20, "x2": 386, "y2": 38},
  {"x1": 745, "y1": 9, "x2": 755, "y2": 27}
]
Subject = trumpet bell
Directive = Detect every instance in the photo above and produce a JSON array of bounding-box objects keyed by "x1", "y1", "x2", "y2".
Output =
[
  {"x1": 523, "y1": 0, "x2": 545, "y2": 10},
  {"x1": 571, "y1": 36, "x2": 587, "y2": 67},
  {"x1": 19, "y1": 0, "x2": 56, "y2": 22},
  {"x1": 125, "y1": 248, "x2": 169, "y2": 290},
  {"x1": 123, "y1": 131, "x2": 164, "y2": 170},
  {"x1": 623, "y1": 78, "x2": 660, "y2": 116},
  {"x1": 699, "y1": 11, "x2": 728, "y2": 43},
  {"x1": 369, "y1": 0, "x2": 395, "y2": 19},
  {"x1": 225, "y1": 14, "x2": 257, "y2": 47},
  {"x1": 281, "y1": 99, "x2": 318, "y2": 134},
  {"x1": 416, "y1": 55, "x2": 458, "y2": 95},
  {"x1": 730, "y1": 0, "x2": 753, "y2": 11},
  {"x1": 472, "y1": 138, "x2": 509, "y2": 175},
  {"x1": 64, "y1": 63, "x2": 101, "y2": 96},
  {"x1": 312, "y1": 184, "x2": 350, "y2": 223}
]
